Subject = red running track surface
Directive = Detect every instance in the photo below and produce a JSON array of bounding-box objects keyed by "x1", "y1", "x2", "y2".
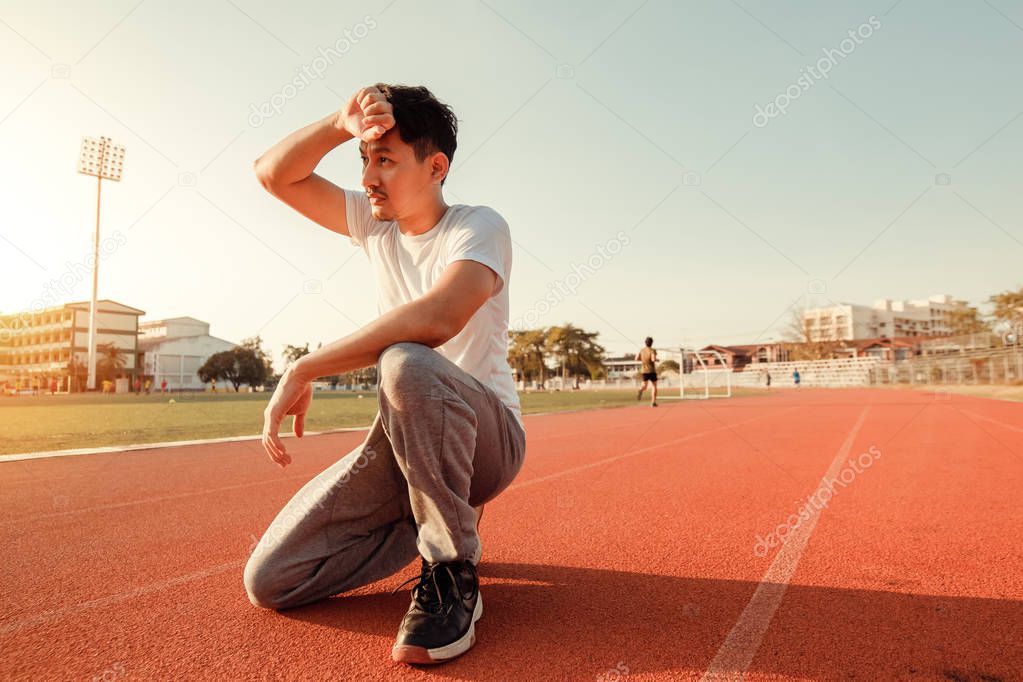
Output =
[{"x1": 1, "y1": 388, "x2": 1021, "y2": 680}]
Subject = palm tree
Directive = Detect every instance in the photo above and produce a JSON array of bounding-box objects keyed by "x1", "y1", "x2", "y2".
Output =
[
  {"x1": 546, "y1": 324, "x2": 606, "y2": 389},
  {"x1": 96, "y1": 343, "x2": 127, "y2": 382},
  {"x1": 66, "y1": 355, "x2": 87, "y2": 393},
  {"x1": 508, "y1": 328, "x2": 550, "y2": 389}
]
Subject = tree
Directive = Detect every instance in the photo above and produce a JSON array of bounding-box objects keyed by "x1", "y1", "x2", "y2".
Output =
[
  {"x1": 282, "y1": 342, "x2": 310, "y2": 367},
  {"x1": 782, "y1": 306, "x2": 842, "y2": 361},
  {"x1": 239, "y1": 336, "x2": 273, "y2": 389},
  {"x1": 546, "y1": 323, "x2": 605, "y2": 388},
  {"x1": 96, "y1": 342, "x2": 126, "y2": 382},
  {"x1": 509, "y1": 328, "x2": 550, "y2": 388},
  {"x1": 944, "y1": 305, "x2": 990, "y2": 335},
  {"x1": 658, "y1": 359, "x2": 680, "y2": 375},
  {"x1": 990, "y1": 286, "x2": 1023, "y2": 324},
  {"x1": 197, "y1": 341, "x2": 271, "y2": 392},
  {"x1": 234, "y1": 345, "x2": 270, "y2": 390},
  {"x1": 66, "y1": 355, "x2": 87, "y2": 393},
  {"x1": 198, "y1": 351, "x2": 235, "y2": 388},
  {"x1": 339, "y1": 365, "x2": 377, "y2": 389}
]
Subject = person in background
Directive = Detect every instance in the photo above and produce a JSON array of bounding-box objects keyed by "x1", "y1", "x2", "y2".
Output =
[{"x1": 635, "y1": 337, "x2": 659, "y2": 407}]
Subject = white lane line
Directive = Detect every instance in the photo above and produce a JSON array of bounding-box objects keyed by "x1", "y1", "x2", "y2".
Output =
[
  {"x1": 958, "y1": 408, "x2": 1023, "y2": 434},
  {"x1": 0, "y1": 426, "x2": 373, "y2": 463},
  {"x1": 0, "y1": 559, "x2": 245, "y2": 635},
  {"x1": 507, "y1": 407, "x2": 802, "y2": 492},
  {"x1": 700, "y1": 407, "x2": 870, "y2": 682}
]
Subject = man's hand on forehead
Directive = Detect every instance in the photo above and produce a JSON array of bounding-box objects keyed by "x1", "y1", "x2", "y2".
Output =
[{"x1": 338, "y1": 85, "x2": 395, "y2": 142}]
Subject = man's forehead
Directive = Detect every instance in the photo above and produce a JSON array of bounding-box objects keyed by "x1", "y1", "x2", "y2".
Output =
[{"x1": 359, "y1": 136, "x2": 400, "y2": 154}]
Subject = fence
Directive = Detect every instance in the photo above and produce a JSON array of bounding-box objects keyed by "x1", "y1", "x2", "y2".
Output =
[
  {"x1": 871, "y1": 347, "x2": 1023, "y2": 385},
  {"x1": 518, "y1": 345, "x2": 1023, "y2": 392}
]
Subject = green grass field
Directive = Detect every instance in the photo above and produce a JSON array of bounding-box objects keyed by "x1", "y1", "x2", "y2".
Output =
[
  {"x1": 0, "y1": 387, "x2": 767, "y2": 456},
  {"x1": 5, "y1": 383, "x2": 1019, "y2": 457}
]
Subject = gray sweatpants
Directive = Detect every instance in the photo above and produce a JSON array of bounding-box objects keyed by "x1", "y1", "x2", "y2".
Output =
[{"x1": 243, "y1": 342, "x2": 526, "y2": 610}]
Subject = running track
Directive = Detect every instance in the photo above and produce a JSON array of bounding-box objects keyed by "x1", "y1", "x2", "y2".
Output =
[{"x1": 2, "y1": 388, "x2": 1021, "y2": 681}]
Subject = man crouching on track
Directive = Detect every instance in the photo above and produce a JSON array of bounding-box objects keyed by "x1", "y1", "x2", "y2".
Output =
[{"x1": 245, "y1": 83, "x2": 526, "y2": 665}]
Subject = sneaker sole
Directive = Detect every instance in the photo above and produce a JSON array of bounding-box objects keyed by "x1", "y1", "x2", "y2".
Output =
[{"x1": 391, "y1": 594, "x2": 484, "y2": 665}]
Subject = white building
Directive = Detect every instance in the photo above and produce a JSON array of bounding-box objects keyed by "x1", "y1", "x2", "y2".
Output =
[
  {"x1": 137, "y1": 317, "x2": 236, "y2": 391},
  {"x1": 604, "y1": 354, "x2": 641, "y2": 379},
  {"x1": 804, "y1": 294, "x2": 967, "y2": 341}
]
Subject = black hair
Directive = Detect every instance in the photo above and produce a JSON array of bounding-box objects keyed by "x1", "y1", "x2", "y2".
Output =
[
  {"x1": 374, "y1": 83, "x2": 458, "y2": 185},
  {"x1": 645, "y1": 337, "x2": 653, "y2": 347}
]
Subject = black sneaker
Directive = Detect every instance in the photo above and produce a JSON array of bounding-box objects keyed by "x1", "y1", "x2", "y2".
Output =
[{"x1": 391, "y1": 559, "x2": 482, "y2": 664}]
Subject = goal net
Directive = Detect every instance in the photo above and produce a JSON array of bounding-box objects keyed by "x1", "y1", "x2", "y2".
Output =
[{"x1": 656, "y1": 347, "x2": 732, "y2": 400}]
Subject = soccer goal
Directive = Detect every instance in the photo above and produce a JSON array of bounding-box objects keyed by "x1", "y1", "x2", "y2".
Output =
[{"x1": 655, "y1": 347, "x2": 732, "y2": 400}]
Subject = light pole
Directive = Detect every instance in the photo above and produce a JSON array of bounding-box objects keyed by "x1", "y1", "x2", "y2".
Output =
[{"x1": 77, "y1": 136, "x2": 126, "y2": 391}]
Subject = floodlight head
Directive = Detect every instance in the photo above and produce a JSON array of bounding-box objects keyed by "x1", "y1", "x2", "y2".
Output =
[{"x1": 78, "y1": 136, "x2": 126, "y2": 181}]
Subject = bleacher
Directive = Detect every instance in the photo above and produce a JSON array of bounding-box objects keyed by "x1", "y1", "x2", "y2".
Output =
[{"x1": 730, "y1": 357, "x2": 881, "y2": 388}]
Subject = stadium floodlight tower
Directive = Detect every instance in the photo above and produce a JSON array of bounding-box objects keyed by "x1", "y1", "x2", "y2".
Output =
[{"x1": 77, "y1": 136, "x2": 126, "y2": 391}]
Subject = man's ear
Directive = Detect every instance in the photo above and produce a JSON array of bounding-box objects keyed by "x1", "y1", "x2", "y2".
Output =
[{"x1": 430, "y1": 151, "x2": 450, "y2": 185}]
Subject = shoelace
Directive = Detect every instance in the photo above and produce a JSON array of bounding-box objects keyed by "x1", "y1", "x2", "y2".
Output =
[{"x1": 391, "y1": 560, "x2": 477, "y2": 615}]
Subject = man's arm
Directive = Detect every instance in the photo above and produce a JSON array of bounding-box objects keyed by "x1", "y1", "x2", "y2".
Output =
[
  {"x1": 252, "y1": 86, "x2": 395, "y2": 237},
  {"x1": 293, "y1": 260, "x2": 496, "y2": 381},
  {"x1": 261, "y1": 260, "x2": 497, "y2": 466},
  {"x1": 253, "y1": 112, "x2": 354, "y2": 236}
]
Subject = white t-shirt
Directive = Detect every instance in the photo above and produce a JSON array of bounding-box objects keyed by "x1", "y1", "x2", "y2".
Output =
[{"x1": 344, "y1": 189, "x2": 523, "y2": 429}]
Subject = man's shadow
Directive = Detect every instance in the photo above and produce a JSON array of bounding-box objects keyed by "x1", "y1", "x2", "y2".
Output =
[{"x1": 276, "y1": 562, "x2": 1021, "y2": 680}]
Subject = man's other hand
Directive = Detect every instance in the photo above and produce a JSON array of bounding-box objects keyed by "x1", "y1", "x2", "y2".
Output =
[{"x1": 262, "y1": 369, "x2": 313, "y2": 468}]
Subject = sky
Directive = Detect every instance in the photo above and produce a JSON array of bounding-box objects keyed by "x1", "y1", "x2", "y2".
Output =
[{"x1": 1, "y1": 0, "x2": 1021, "y2": 369}]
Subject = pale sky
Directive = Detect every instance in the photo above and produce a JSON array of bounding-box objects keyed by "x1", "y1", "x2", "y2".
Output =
[{"x1": 1, "y1": 0, "x2": 1021, "y2": 369}]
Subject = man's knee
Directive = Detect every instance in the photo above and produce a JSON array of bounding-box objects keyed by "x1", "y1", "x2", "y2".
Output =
[
  {"x1": 243, "y1": 553, "x2": 284, "y2": 609},
  {"x1": 378, "y1": 342, "x2": 438, "y2": 398},
  {"x1": 245, "y1": 556, "x2": 278, "y2": 609},
  {"x1": 379, "y1": 342, "x2": 433, "y2": 375}
]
